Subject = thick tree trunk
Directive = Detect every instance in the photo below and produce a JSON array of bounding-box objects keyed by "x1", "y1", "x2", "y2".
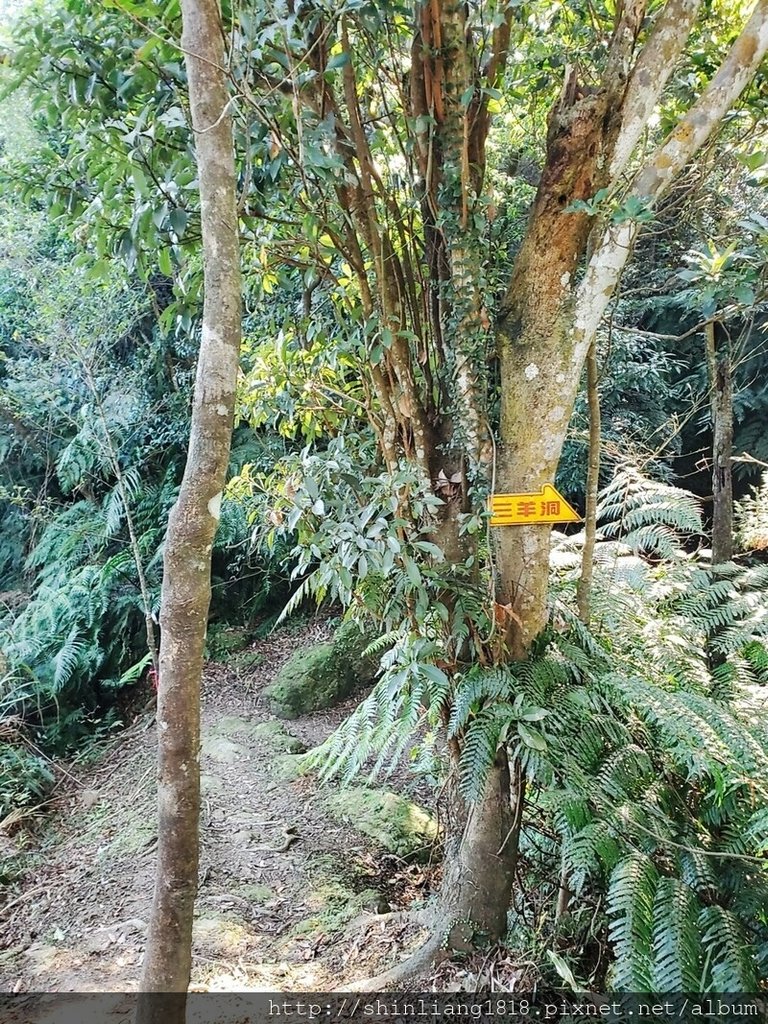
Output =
[
  {"x1": 433, "y1": 504, "x2": 519, "y2": 943},
  {"x1": 136, "y1": 2, "x2": 241, "y2": 1021},
  {"x1": 706, "y1": 321, "x2": 734, "y2": 565},
  {"x1": 440, "y1": 749, "x2": 521, "y2": 940},
  {"x1": 495, "y1": 300, "x2": 588, "y2": 656}
]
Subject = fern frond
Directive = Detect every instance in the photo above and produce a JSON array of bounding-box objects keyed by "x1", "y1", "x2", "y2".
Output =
[
  {"x1": 650, "y1": 878, "x2": 702, "y2": 991},
  {"x1": 607, "y1": 853, "x2": 659, "y2": 991},
  {"x1": 459, "y1": 706, "x2": 505, "y2": 801},
  {"x1": 700, "y1": 906, "x2": 758, "y2": 992}
]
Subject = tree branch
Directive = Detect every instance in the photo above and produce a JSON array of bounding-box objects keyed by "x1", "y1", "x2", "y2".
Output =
[
  {"x1": 635, "y1": 0, "x2": 768, "y2": 198},
  {"x1": 609, "y1": 0, "x2": 703, "y2": 179},
  {"x1": 575, "y1": 0, "x2": 768, "y2": 360}
]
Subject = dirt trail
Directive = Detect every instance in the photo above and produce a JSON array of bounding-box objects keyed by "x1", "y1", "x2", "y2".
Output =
[{"x1": 0, "y1": 621, "x2": 434, "y2": 995}]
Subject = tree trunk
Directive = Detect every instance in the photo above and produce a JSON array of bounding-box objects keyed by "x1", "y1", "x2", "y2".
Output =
[
  {"x1": 706, "y1": 321, "x2": 734, "y2": 564},
  {"x1": 441, "y1": 749, "x2": 521, "y2": 941},
  {"x1": 576, "y1": 341, "x2": 602, "y2": 623},
  {"x1": 434, "y1": 504, "x2": 520, "y2": 944},
  {"x1": 136, "y1": 1, "x2": 241, "y2": 1021}
]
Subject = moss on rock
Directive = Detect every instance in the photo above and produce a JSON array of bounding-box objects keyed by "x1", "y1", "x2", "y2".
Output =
[
  {"x1": 251, "y1": 720, "x2": 306, "y2": 754},
  {"x1": 265, "y1": 619, "x2": 378, "y2": 719},
  {"x1": 324, "y1": 786, "x2": 437, "y2": 858},
  {"x1": 287, "y1": 853, "x2": 378, "y2": 939}
]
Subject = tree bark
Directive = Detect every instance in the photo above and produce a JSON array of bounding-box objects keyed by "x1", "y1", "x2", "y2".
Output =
[
  {"x1": 577, "y1": 341, "x2": 602, "y2": 624},
  {"x1": 441, "y1": 749, "x2": 521, "y2": 941},
  {"x1": 136, "y1": 2, "x2": 241, "y2": 1021},
  {"x1": 431, "y1": 501, "x2": 520, "y2": 946},
  {"x1": 706, "y1": 321, "x2": 734, "y2": 564}
]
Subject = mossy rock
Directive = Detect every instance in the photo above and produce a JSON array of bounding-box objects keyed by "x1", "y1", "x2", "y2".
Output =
[
  {"x1": 251, "y1": 720, "x2": 306, "y2": 754},
  {"x1": 288, "y1": 853, "x2": 378, "y2": 939},
  {"x1": 324, "y1": 786, "x2": 437, "y2": 858},
  {"x1": 265, "y1": 619, "x2": 378, "y2": 719}
]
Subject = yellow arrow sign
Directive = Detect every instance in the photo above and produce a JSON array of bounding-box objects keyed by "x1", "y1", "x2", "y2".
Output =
[{"x1": 489, "y1": 484, "x2": 580, "y2": 526}]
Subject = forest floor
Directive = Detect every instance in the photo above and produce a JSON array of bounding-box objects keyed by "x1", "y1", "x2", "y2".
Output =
[{"x1": 0, "y1": 619, "x2": 460, "y2": 1001}]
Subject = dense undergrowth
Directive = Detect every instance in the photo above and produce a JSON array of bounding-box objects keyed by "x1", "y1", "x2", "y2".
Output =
[{"x1": 0, "y1": 205, "x2": 291, "y2": 812}]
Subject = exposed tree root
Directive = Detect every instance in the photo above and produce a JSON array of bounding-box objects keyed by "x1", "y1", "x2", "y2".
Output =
[
  {"x1": 345, "y1": 907, "x2": 432, "y2": 934},
  {"x1": 341, "y1": 928, "x2": 451, "y2": 991}
]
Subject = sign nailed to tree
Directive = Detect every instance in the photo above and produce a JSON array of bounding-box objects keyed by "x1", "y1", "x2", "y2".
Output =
[{"x1": 489, "y1": 485, "x2": 580, "y2": 526}]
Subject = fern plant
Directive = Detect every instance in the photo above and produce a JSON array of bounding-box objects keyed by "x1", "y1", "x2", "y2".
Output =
[
  {"x1": 736, "y1": 472, "x2": 768, "y2": 552},
  {"x1": 281, "y1": 459, "x2": 768, "y2": 991}
]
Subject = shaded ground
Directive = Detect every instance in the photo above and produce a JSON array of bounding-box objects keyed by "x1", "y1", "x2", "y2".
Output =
[{"x1": 0, "y1": 621, "x2": 438, "y2": 995}]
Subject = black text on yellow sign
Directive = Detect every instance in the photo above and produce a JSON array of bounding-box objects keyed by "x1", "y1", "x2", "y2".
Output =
[{"x1": 489, "y1": 485, "x2": 580, "y2": 526}]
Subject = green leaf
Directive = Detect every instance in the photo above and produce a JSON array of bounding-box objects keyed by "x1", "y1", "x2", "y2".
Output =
[
  {"x1": 326, "y1": 52, "x2": 350, "y2": 71},
  {"x1": 303, "y1": 476, "x2": 319, "y2": 500},
  {"x1": 168, "y1": 208, "x2": 188, "y2": 236},
  {"x1": 403, "y1": 556, "x2": 422, "y2": 587},
  {"x1": 131, "y1": 166, "x2": 149, "y2": 197},
  {"x1": 517, "y1": 722, "x2": 547, "y2": 750},
  {"x1": 157, "y1": 247, "x2": 173, "y2": 277},
  {"x1": 420, "y1": 664, "x2": 449, "y2": 687},
  {"x1": 547, "y1": 951, "x2": 581, "y2": 991},
  {"x1": 520, "y1": 707, "x2": 548, "y2": 722}
]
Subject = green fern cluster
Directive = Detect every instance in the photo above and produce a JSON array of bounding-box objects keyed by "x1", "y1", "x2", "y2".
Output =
[
  {"x1": 538, "y1": 473, "x2": 768, "y2": 991},
  {"x1": 301, "y1": 630, "x2": 451, "y2": 782},
  {"x1": 0, "y1": 487, "x2": 162, "y2": 731},
  {"x1": 736, "y1": 473, "x2": 768, "y2": 553}
]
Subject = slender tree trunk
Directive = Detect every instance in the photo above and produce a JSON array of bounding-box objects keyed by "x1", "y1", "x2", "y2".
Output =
[
  {"x1": 69, "y1": 355, "x2": 160, "y2": 676},
  {"x1": 136, "y1": 2, "x2": 241, "y2": 1021},
  {"x1": 576, "y1": 341, "x2": 602, "y2": 624},
  {"x1": 706, "y1": 321, "x2": 734, "y2": 564}
]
